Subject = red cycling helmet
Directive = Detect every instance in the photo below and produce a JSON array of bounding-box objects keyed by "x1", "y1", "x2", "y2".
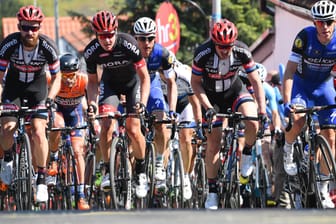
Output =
[
  {"x1": 17, "y1": 5, "x2": 44, "y2": 22},
  {"x1": 91, "y1": 10, "x2": 118, "y2": 33},
  {"x1": 211, "y1": 19, "x2": 238, "y2": 46}
]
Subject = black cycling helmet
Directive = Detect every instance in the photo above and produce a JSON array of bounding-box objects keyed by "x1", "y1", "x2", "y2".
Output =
[{"x1": 60, "y1": 53, "x2": 79, "y2": 72}]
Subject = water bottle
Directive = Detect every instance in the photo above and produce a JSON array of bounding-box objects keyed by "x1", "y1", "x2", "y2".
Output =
[
  {"x1": 303, "y1": 144, "x2": 309, "y2": 163},
  {"x1": 303, "y1": 144, "x2": 309, "y2": 167}
]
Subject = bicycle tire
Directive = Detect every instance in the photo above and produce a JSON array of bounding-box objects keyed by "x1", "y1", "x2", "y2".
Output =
[
  {"x1": 64, "y1": 146, "x2": 78, "y2": 210},
  {"x1": 251, "y1": 157, "x2": 268, "y2": 208},
  {"x1": 110, "y1": 136, "x2": 132, "y2": 210},
  {"x1": 168, "y1": 148, "x2": 185, "y2": 208},
  {"x1": 288, "y1": 139, "x2": 308, "y2": 209},
  {"x1": 145, "y1": 142, "x2": 155, "y2": 208},
  {"x1": 15, "y1": 133, "x2": 33, "y2": 211},
  {"x1": 310, "y1": 135, "x2": 336, "y2": 208},
  {"x1": 84, "y1": 152, "x2": 97, "y2": 208},
  {"x1": 192, "y1": 158, "x2": 206, "y2": 209},
  {"x1": 228, "y1": 151, "x2": 241, "y2": 209}
]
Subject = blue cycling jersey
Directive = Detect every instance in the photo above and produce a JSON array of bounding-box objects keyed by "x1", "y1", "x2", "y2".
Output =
[
  {"x1": 289, "y1": 26, "x2": 336, "y2": 127},
  {"x1": 146, "y1": 43, "x2": 173, "y2": 113}
]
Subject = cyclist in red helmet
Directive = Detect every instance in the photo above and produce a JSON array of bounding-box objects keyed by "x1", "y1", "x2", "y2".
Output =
[
  {"x1": 0, "y1": 5, "x2": 62, "y2": 203},
  {"x1": 84, "y1": 10, "x2": 151, "y2": 199},
  {"x1": 191, "y1": 18, "x2": 266, "y2": 209}
]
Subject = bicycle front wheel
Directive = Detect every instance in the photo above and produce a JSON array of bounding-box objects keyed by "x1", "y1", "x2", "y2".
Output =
[
  {"x1": 110, "y1": 137, "x2": 132, "y2": 210},
  {"x1": 15, "y1": 133, "x2": 33, "y2": 211},
  {"x1": 145, "y1": 142, "x2": 155, "y2": 208},
  {"x1": 167, "y1": 149, "x2": 185, "y2": 208},
  {"x1": 191, "y1": 158, "x2": 206, "y2": 209},
  {"x1": 311, "y1": 135, "x2": 336, "y2": 208}
]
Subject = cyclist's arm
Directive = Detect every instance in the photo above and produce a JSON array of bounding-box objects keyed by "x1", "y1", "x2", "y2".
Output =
[
  {"x1": 191, "y1": 73, "x2": 212, "y2": 110},
  {"x1": 265, "y1": 84, "x2": 282, "y2": 130},
  {"x1": 188, "y1": 94, "x2": 202, "y2": 123},
  {"x1": 47, "y1": 72, "x2": 62, "y2": 100},
  {"x1": 248, "y1": 69, "x2": 266, "y2": 114},
  {"x1": 282, "y1": 60, "x2": 298, "y2": 104},
  {"x1": 136, "y1": 64, "x2": 150, "y2": 106},
  {"x1": 87, "y1": 72, "x2": 99, "y2": 108},
  {"x1": 163, "y1": 72, "x2": 177, "y2": 112}
]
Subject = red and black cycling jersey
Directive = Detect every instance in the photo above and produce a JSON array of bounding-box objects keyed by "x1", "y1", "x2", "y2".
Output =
[
  {"x1": 84, "y1": 32, "x2": 146, "y2": 88},
  {"x1": 192, "y1": 39, "x2": 257, "y2": 92},
  {"x1": 0, "y1": 32, "x2": 59, "y2": 85}
]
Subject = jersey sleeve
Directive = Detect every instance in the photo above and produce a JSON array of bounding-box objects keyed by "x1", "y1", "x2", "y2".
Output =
[
  {"x1": 39, "y1": 35, "x2": 60, "y2": 76},
  {"x1": 0, "y1": 34, "x2": 19, "y2": 72},
  {"x1": 289, "y1": 28, "x2": 307, "y2": 63},
  {"x1": 83, "y1": 40, "x2": 99, "y2": 74}
]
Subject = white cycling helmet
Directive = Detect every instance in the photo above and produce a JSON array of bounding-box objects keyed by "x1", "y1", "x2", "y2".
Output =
[
  {"x1": 256, "y1": 63, "x2": 267, "y2": 82},
  {"x1": 311, "y1": 0, "x2": 336, "y2": 21},
  {"x1": 133, "y1": 17, "x2": 156, "y2": 36}
]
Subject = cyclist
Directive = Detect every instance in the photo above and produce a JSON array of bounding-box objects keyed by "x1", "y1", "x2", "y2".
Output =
[
  {"x1": 191, "y1": 18, "x2": 266, "y2": 210},
  {"x1": 160, "y1": 55, "x2": 203, "y2": 200},
  {"x1": 0, "y1": 5, "x2": 61, "y2": 203},
  {"x1": 84, "y1": 10, "x2": 150, "y2": 198},
  {"x1": 282, "y1": 0, "x2": 336, "y2": 208},
  {"x1": 46, "y1": 53, "x2": 90, "y2": 210},
  {"x1": 133, "y1": 17, "x2": 177, "y2": 193},
  {"x1": 239, "y1": 63, "x2": 281, "y2": 205}
]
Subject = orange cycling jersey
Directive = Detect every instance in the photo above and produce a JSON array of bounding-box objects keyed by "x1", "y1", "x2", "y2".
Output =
[{"x1": 55, "y1": 73, "x2": 88, "y2": 106}]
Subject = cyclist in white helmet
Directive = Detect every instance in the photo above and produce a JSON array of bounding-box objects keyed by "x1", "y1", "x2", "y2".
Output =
[
  {"x1": 282, "y1": 0, "x2": 336, "y2": 208},
  {"x1": 133, "y1": 17, "x2": 178, "y2": 194}
]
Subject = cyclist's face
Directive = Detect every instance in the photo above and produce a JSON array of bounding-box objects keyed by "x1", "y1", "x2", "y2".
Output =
[
  {"x1": 136, "y1": 35, "x2": 155, "y2": 58},
  {"x1": 18, "y1": 21, "x2": 40, "y2": 48},
  {"x1": 61, "y1": 72, "x2": 77, "y2": 87},
  {"x1": 314, "y1": 20, "x2": 335, "y2": 43},
  {"x1": 97, "y1": 32, "x2": 116, "y2": 51},
  {"x1": 215, "y1": 44, "x2": 233, "y2": 59}
]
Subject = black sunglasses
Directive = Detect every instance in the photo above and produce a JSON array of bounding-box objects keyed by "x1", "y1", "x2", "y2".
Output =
[
  {"x1": 315, "y1": 20, "x2": 334, "y2": 26},
  {"x1": 97, "y1": 33, "x2": 115, "y2": 39},
  {"x1": 138, "y1": 36, "x2": 155, "y2": 42},
  {"x1": 20, "y1": 25, "x2": 40, "y2": 32},
  {"x1": 216, "y1": 44, "x2": 233, "y2": 50}
]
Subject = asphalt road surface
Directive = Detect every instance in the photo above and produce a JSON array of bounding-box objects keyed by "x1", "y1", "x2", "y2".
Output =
[{"x1": 1, "y1": 209, "x2": 336, "y2": 224}]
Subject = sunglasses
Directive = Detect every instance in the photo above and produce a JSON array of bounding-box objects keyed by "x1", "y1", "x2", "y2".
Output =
[
  {"x1": 137, "y1": 36, "x2": 155, "y2": 42},
  {"x1": 20, "y1": 25, "x2": 40, "y2": 32},
  {"x1": 62, "y1": 72, "x2": 76, "y2": 79},
  {"x1": 216, "y1": 44, "x2": 233, "y2": 50},
  {"x1": 315, "y1": 20, "x2": 334, "y2": 27},
  {"x1": 97, "y1": 33, "x2": 115, "y2": 39}
]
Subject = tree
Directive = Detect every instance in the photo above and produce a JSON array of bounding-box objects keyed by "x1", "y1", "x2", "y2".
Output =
[
  {"x1": 68, "y1": 0, "x2": 272, "y2": 64},
  {"x1": 0, "y1": 0, "x2": 22, "y2": 40}
]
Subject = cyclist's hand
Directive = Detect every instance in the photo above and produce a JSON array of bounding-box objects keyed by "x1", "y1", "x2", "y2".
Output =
[
  {"x1": 284, "y1": 103, "x2": 293, "y2": 117},
  {"x1": 258, "y1": 112, "x2": 269, "y2": 131},
  {"x1": 134, "y1": 102, "x2": 146, "y2": 114},
  {"x1": 87, "y1": 103, "x2": 97, "y2": 119},
  {"x1": 168, "y1": 110, "x2": 179, "y2": 120},
  {"x1": 195, "y1": 122, "x2": 206, "y2": 141},
  {"x1": 45, "y1": 97, "x2": 56, "y2": 110},
  {"x1": 205, "y1": 108, "x2": 216, "y2": 122}
]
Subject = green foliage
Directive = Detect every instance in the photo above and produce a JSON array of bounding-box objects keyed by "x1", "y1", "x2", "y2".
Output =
[
  {"x1": 0, "y1": 0, "x2": 273, "y2": 64},
  {"x1": 222, "y1": 0, "x2": 272, "y2": 45}
]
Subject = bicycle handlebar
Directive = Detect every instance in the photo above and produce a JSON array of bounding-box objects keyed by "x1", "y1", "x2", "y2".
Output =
[
  {"x1": 0, "y1": 107, "x2": 49, "y2": 117},
  {"x1": 285, "y1": 104, "x2": 336, "y2": 132}
]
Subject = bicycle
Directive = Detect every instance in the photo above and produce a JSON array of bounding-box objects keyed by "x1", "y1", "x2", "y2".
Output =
[
  {"x1": 243, "y1": 129, "x2": 274, "y2": 208},
  {"x1": 146, "y1": 115, "x2": 186, "y2": 208},
  {"x1": 48, "y1": 124, "x2": 88, "y2": 210},
  {"x1": 84, "y1": 118, "x2": 106, "y2": 210},
  {"x1": 285, "y1": 104, "x2": 336, "y2": 208},
  {"x1": 190, "y1": 130, "x2": 207, "y2": 209},
  {"x1": 106, "y1": 111, "x2": 135, "y2": 210},
  {"x1": 207, "y1": 111, "x2": 258, "y2": 209},
  {"x1": 0, "y1": 103, "x2": 48, "y2": 211}
]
